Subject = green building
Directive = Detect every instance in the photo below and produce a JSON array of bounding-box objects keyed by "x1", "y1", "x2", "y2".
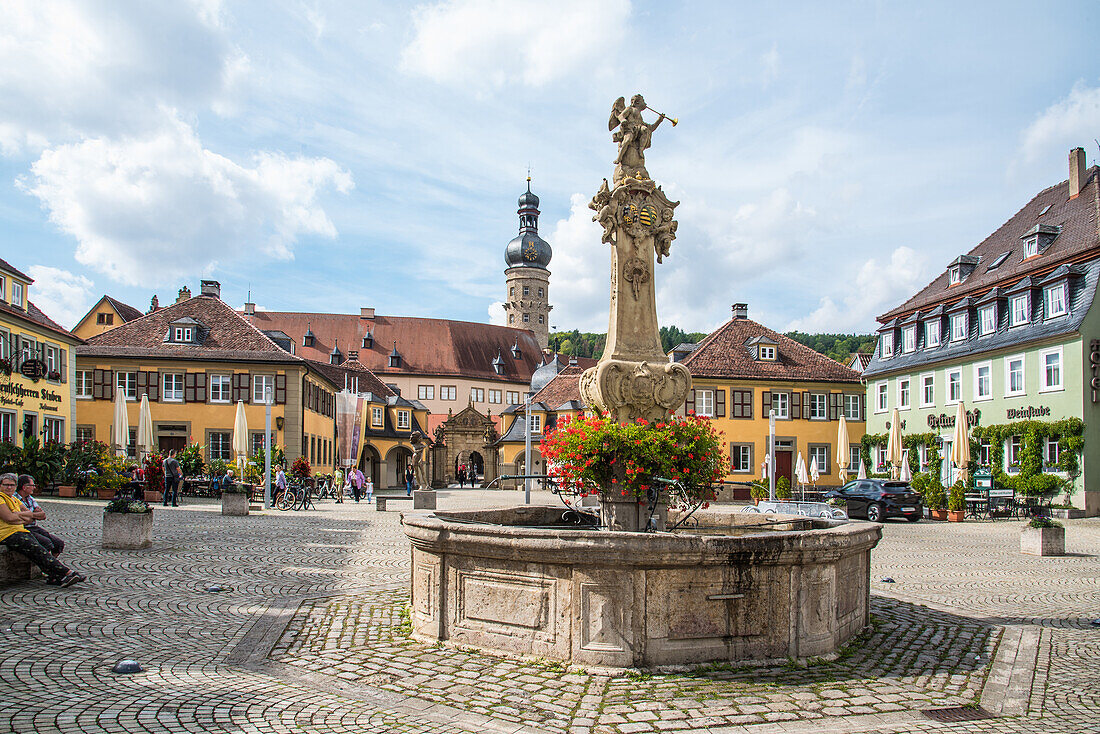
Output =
[{"x1": 863, "y1": 148, "x2": 1099, "y2": 516}]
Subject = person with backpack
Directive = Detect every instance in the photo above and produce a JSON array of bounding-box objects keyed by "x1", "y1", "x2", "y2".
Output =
[{"x1": 163, "y1": 450, "x2": 182, "y2": 507}]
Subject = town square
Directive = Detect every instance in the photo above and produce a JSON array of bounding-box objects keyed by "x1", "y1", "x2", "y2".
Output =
[{"x1": 2, "y1": 2, "x2": 1100, "y2": 732}]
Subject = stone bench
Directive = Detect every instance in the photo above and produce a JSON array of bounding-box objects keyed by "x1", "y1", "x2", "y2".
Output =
[
  {"x1": 375, "y1": 495, "x2": 414, "y2": 512},
  {"x1": 0, "y1": 546, "x2": 38, "y2": 584}
]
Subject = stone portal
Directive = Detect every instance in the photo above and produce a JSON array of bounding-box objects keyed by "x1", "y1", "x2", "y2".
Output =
[{"x1": 431, "y1": 405, "x2": 499, "y2": 488}]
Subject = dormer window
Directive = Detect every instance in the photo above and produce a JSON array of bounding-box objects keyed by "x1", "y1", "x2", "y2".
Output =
[
  {"x1": 1045, "y1": 284, "x2": 1067, "y2": 318},
  {"x1": 303, "y1": 325, "x2": 315, "y2": 347},
  {"x1": 978, "y1": 305, "x2": 996, "y2": 336},
  {"x1": 1010, "y1": 294, "x2": 1030, "y2": 326},
  {"x1": 12, "y1": 281, "x2": 24, "y2": 307},
  {"x1": 902, "y1": 326, "x2": 916, "y2": 353},
  {"x1": 949, "y1": 267, "x2": 961, "y2": 285},
  {"x1": 362, "y1": 332, "x2": 373, "y2": 348},
  {"x1": 511, "y1": 342, "x2": 521, "y2": 359},
  {"x1": 1024, "y1": 237, "x2": 1038, "y2": 259},
  {"x1": 173, "y1": 326, "x2": 193, "y2": 342},
  {"x1": 492, "y1": 351, "x2": 506, "y2": 375},
  {"x1": 951, "y1": 313, "x2": 967, "y2": 341},
  {"x1": 389, "y1": 342, "x2": 402, "y2": 368},
  {"x1": 759, "y1": 345, "x2": 776, "y2": 361},
  {"x1": 925, "y1": 320, "x2": 941, "y2": 348},
  {"x1": 880, "y1": 332, "x2": 893, "y2": 358}
]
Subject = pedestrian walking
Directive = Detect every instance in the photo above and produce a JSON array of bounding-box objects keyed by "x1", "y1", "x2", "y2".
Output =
[
  {"x1": 349, "y1": 467, "x2": 362, "y2": 502},
  {"x1": 163, "y1": 450, "x2": 182, "y2": 507},
  {"x1": 333, "y1": 468, "x2": 345, "y2": 503},
  {"x1": 404, "y1": 465, "x2": 415, "y2": 495},
  {"x1": 363, "y1": 474, "x2": 373, "y2": 503}
]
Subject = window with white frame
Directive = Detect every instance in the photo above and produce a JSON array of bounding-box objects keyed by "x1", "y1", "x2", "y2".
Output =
[
  {"x1": 397, "y1": 410, "x2": 410, "y2": 429},
  {"x1": 844, "y1": 394, "x2": 860, "y2": 420},
  {"x1": 0, "y1": 328, "x2": 8, "y2": 360},
  {"x1": 1007, "y1": 436, "x2": 1021, "y2": 467},
  {"x1": 809, "y1": 393, "x2": 827, "y2": 419},
  {"x1": 903, "y1": 326, "x2": 916, "y2": 353},
  {"x1": 0, "y1": 277, "x2": 4, "y2": 302},
  {"x1": 418, "y1": 385, "x2": 434, "y2": 401},
  {"x1": 1045, "y1": 284, "x2": 1067, "y2": 318},
  {"x1": 875, "y1": 382, "x2": 888, "y2": 413},
  {"x1": 925, "y1": 320, "x2": 941, "y2": 347},
  {"x1": 772, "y1": 391, "x2": 789, "y2": 419},
  {"x1": 1040, "y1": 347, "x2": 1062, "y2": 391},
  {"x1": 75, "y1": 426, "x2": 94, "y2": 444},
  {"x1": 809, "y1": 445, "x2": 829, "y2": 474},
  {"x1": 208, "y1": 432, "x2": 231, "y2": 461},
  {"x1": 173, "y1": 326, "x2": 193, "y2": 342},
  {"x1": 75, "y1": 370, "x2": 93, "y2": 398},
  {"x1": 488, "y1": 389, "x2": 502, "y2": 404},
  {"x1": 974, "y1": 362, "x2": 992, "y2": 400},
  {"x1": 116, "y1": 371, "x2": 137, "y2": 400},
  {"x1": 12, "y1": 281, "x2": 23, "y2": 307},
  {"x1": 163, "y1": 373, "x2": 184, "y2": 402},
  {"x1": 949, "y1": 267, "x2": 961, "y2": 285},
  {"x1": 1044, "y1": 438, "x2": 1061, "y2": 466},
  {"x1": 947, "y1": 369, "x2": 962, "y2": 403},
  {"x1": 45, "y1": 345, "x2": 58, "y2": 373},
  {"x1": 898, "y1": 378, "x2": 910, "y2": 409},
  {"x1": 529, "y1": 413, "x2": 542, "y2": 434},
  {"x1": 43, "y1": 417, "x2": 63, "y2": 444},
  {"x1": 209, "y1": 374, "x2": 231, "y2": 402},
  {"x1": 695, "y1": 389, "x2": 714, "y2": 416},
  {"x1": 470, "y1": 387, "x2": 485, "y2": 403},
  {"x1": 918, "y1": 444, "x2": 928, "y2": 470},
  {"x1": 920, "y1": 373, "x2": 935, "y2": 407},
  {"x1": 1024, "y1": 237, "x2": 1038, "y2": 258},
  {"x1": 440, "y1": 385, "x2": 456, "y2": 400},
  {"x1": 252, "y1": 374, "x2": 274, "y2": 403},
  {"x1": 879, "y1": 332, "x2": 893, "y2": 358},
  {"x1": 849, "y1": 445, "x2": 862, "y2": 473},
  {"x1": 20, "y1": 336, "x2": 36, "y2": 364},
  {"x1": 1005, "y1": 356, "x2": 1025, "y2": 396},
  {"x1": 875, "y1": 446, "x2": 887, "y2": 471},
  {"x1": 979, "y1": 305, "x2": 996, "y2": 335},
  {"x1": 759, "y1": 345, "x2": 777, "y2": 361},
  {"x1": 1010, "y1": 294, "x2": 1029, "y2": 326},
  {"x1": 506, "y1": 390, "x2": 520, "y2": 405},
  {"x1": 371, "y1": 406, "x2": 383, "y2": 426},
  {"x1": 951, "y1": 313, "x2": 967, "y2": 341},
  {"x1": 730, "y1": 444, "x2": 752, "y2": 473},
  {"x1": 0, "y1": 411, "x2": 13, "y2": 443}
]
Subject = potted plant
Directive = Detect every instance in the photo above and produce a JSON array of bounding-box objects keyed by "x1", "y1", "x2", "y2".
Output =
[
  {"x1": 291, "y1": 456, "x2": 311, "y2": 480},
  {"x1": 750, "y1": 480, "x2": 769, "y2": 505},
  {"x1": 88, "y1": 454, "x2": 126, "y2": 499},
  {"x1": 220, "y1": 475, "x2": 251, "y2": 516},
  {"x1": 924, "y1": 477, "x2": 947, "y2": 520},
  {"x1": 1020, "y1": 516, "x2": 1064, "y2": 556},
  {"x1": 776, "y1": 475, "x2": 792, "y2": 500},
  {"x1": 142, "y1": 452, "x2": 165, "y2": 503},
  {"x1": 102, "y1": 496, "x2": 153, "y2": 549},
  {"x1": 947, "y1": 480, "x2": 966, "y2": 522},
  {"x1": 541, "y1": 413, "x2": 725, "y2": 532}
]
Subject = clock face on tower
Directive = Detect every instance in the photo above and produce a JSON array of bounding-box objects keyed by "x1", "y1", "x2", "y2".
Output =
[{"x1": 523, "y1": 241, "x2": 539, "y2": 261}]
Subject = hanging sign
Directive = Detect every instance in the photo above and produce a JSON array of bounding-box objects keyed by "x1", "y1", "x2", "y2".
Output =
[
  {"x1": 19, "y1": 358, "x2": 47, "y2": 381},
  {"x1": 1090, "y1": 339, "x2": 1100, "y2": 403},
  {"x1": 1006, "y1": 406, "x2": 1051, "y2": 420},
  {"x1": 927, "y1": 408, "x2": 981, "y2": 429}
]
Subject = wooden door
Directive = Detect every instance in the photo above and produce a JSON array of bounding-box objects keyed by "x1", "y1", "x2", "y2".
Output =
[
  {"x1": 158, "y1": 436, "x2": 186, "y2": 454},
  {"x1": 775, "y1": 451, "x2": 793, "y2": 487}
]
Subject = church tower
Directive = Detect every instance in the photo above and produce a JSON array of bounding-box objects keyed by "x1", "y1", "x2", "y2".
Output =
[{"x1": 503, "y1": 177, "x2": 553, "y2": 350}]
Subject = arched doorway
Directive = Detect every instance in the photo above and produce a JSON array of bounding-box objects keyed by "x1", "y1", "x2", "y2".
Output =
[
  {"x1": 359, "y1": 444, "x2": 382, "y2": 487},
  {"x1": 512, "y1": 448, "x2": 544, "y2": 488},
  {"x1": 468, "y1": 451, "x2": 484, "y2": 482},
  {"x1": 385, "y1": 446, "x2": 413, "y2": 489}
]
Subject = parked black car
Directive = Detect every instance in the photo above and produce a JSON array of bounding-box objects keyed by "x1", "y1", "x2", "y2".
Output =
[{"x1": 824, "y1": 479, "x2": 923, "y2": 522}]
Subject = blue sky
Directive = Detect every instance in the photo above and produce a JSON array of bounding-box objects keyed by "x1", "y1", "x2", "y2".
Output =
[{"x1": 2, "y1": 1, "x2": 1098, "y2": 335}]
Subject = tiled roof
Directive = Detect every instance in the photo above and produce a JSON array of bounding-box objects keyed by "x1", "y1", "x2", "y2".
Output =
[
  {"x1": 302, "y1": 358, "x2": 395, "y2": 398},
  {"x1": 849, "y1": 353, "x2": 872, "y2": 370},
  {"x1": 103, "y1": 296, "x2": 144, "y2": 322},
  {"x1": 681, "y1": 317, "x2": 862, "y2": 383},
  {"x1": 0, "y1": 299, "x2": 81, "y2": 343},
  {"x1": 0, "y1": 257, "x2": 31, "y2": 282},
  {"x1": 245, "y1": 311, "x2": 545, "y2": 383},
  {"x1": 531, "y1": 364, "x2": 585, "y2": 408},
  {"x1": 78, "y1": 295, "x2": 301, "y2": 363},
  {"x1": 881, "y1": 166, "x2": 1100, "y2": 320}
]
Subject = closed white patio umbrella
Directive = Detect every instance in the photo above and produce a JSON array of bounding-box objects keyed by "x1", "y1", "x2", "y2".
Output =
[
  {"x1": 112, "y1": 385, "x2": 129, "y2": 458},
  {"x1": 809, "y1": 456, "x2": 820, "y2": 486},
  {"x1": 951, "y1": 401, "x2": 971, "y2": 486},
  {"x1": 836, "y1": 415, "x2": 851, "y2": 483},
  {"x1": 137, "y1": 394, "x2": 154, "y2": 460},
  {"x1": 886, "y1": 408, "x2": 905, "y2": 480},
  {"x1": 899, "y1": 454, "x2": 912, "y2": 483},
  {"x1": 760, "y1": 455, "x2": 769, "y2": 480},
  {"x1": 796, "y1": 452, "x2": 809, "y2": 486},
  {"x1": 857, "y1": 456, "x2": 867, "y2": 480},
  {"x1": 232, "y1": 400, "x2": 249, "y2": 476}
]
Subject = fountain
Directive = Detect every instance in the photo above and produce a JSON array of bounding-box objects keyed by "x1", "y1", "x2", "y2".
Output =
[{"x1": 402, "y1": 95, "x2": 881, "y2": 668}]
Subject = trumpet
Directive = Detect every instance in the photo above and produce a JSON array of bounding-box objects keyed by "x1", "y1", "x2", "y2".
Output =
[{"x1": 646, "y1": 105, "x2": 678, "y2": 126}]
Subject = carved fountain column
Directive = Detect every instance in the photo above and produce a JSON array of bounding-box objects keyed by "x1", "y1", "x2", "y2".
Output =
[{"x1": 580, "y1": 94, "x2": 693, "y2": 530}]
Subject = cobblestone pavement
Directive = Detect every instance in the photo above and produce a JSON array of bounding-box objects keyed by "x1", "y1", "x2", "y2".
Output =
[{"x1": 0, "y1": 492, "x2": 1097, "y2": 733}]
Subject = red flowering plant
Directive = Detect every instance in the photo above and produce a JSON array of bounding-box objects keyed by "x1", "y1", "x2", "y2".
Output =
[{"x1": 540, "y1": 413, "x2": 725, "y2": 505}]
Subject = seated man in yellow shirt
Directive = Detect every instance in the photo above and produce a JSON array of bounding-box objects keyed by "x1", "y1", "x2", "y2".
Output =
[{"x1": 0, "y1": 473, "x2": 84, "y2": 587}]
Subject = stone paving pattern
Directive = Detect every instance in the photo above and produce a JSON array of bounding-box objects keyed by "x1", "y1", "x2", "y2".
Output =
[{"x1": 0, "y1": 491, "x2": 1097, "y2": 733}]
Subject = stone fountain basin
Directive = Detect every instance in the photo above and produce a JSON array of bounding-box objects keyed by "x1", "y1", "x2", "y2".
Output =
[{"x1": 402, "y1": 506, "x2": 882, "y2": 669}]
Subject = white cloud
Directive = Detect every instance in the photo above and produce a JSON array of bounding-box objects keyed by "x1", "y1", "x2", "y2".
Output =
[
  {"x1": 20, "y1": 114, "x2": 353, "y2": 285},
  {"x1": 400, "y1": 0, "x2": 630, "y2": 92},
  {"x1": 0, "y1": 0, "x2": 245, "y2": 155},
  {"x1": 25, "y1": 265, "x2": 95, "y2": 329},
  {"x1": 1020, "y1": 81, "x2": 1100, "y2": 165},
  {"x1": 785, "y1": 246, "x2": 933, "y2": 333},
  {"x1": 487, "y1": 301, "x2": 506, "y2": 326},
  {"x1": 543, "y1": 193, "x2": 608, "y2": 332}
]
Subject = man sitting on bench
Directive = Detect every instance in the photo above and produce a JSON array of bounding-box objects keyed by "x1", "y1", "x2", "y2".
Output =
[
  {"x1": 15, "y1": 475, "x2": 66, "y2": 557},
  {"x1": 0, "y1": 473, "x2": 84, "y2": 587}
]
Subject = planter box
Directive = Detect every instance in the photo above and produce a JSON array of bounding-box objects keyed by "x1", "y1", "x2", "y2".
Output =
[
  {"x1": 1021, "y1": 525, "x2": 1065, "y2": 556},
  {"x1": 145, "y1": 490, "x2": 163, "y2": 503},
  {"x1": 57, "y1": 485, "x2": 76, "y2": 498},
  {"x1": 102, "y1": 511, "x2": 153, "y2": 550},
  {"x1": 947, "y1": 510, "x2": 966, "y2": 522},
  {"x1": 221, "y1": 492, "x2": 250, "y2": 516},
  {"x1": 929, "y1": 509, "x2": 948, "y2": 521},
  {"x1": 1050, "y1": 507, "x2": 1086, "y2": 520},
  {"x1": 599, "y1": 496, "x2": 668, "y2": 532},
  {"x1": 96, "y1": 488, "x2": 116, "y2": 500}
]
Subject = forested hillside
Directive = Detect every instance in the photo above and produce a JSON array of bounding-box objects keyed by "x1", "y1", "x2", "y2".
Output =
[{"x1": 783, "y1": 332, "x2": 876, "y2": 364}]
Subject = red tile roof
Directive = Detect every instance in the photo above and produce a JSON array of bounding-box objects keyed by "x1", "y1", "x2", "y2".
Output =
[
  {"x1": 103, "y1": 296, "x2": 144, "y2": 323},
  {"x1": 0, "y1": 257, "x2": 32, "y2": 282},
  {"x1": 682, "y1": 317, "x2": 862, "y2": 383},
  {"x1": 79, "y1": 295, "x2": 302, "y2": 364},
  {"x1": 881, "y1": 166, "x2": 1100, "y2": 321},
  {"x1": 245, "y1": 311, "x2": 545, "y2": 383},
  {"x1": 302, "y1": 358, "x2": 394, "y2": 398},
  {"x1": 531, "y1": 364, "x2": 585, "y2": 407}
]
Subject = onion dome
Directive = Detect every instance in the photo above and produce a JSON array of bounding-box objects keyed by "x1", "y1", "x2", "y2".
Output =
[{"x1": 505, "y1": 178, "x2": 552, "y2": 270}]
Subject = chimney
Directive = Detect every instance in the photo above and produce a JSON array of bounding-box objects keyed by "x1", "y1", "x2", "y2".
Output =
[
  {"x1": 176, "y1": 286, "x2": 191, "y2": 304},
  {"x1": 1069, "y1": 147, "x2": 1087, "y2": 199},
  {"x1": 200, "y1": 279, "x2": 221, "y2": 299},
  {"x1": 360, "y1": 307, "x2": 375, "y2": 320},
  {"x1": 732, "y1": 303, "x2": 748, "y2": 319},
  {"x1": 147, "y1": 295, "x2": 159, "y2": 314},
  {"x1": 244, "y1": 301, "x2": 255, "y2": 315}
]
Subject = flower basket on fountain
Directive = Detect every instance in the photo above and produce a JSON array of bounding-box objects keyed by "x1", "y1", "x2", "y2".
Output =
[{"x1": 541, "y1": 413, "x2": 725, "y2": 532}]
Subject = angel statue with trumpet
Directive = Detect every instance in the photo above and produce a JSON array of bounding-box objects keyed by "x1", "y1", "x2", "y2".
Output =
[{"x1": 609, "y1": 94, "x2": 676, "y2": 183}]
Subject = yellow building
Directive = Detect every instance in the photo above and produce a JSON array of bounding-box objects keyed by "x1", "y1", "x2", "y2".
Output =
[
  {"x1": 0, "y1": 258, "x2": 81, "y2": 445},
  {"x1": 72, "y1": 294, "x2": 145, "y2": 341},
  {"x1": 75, "y1": 281, "x2": 339, "y2": 471},
  {"x1": 495, "y1": 361, "x2": 588, "y2": 479},
  {"x1": 677, "y1": 304, "x2": 866, "y2": 489}
]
